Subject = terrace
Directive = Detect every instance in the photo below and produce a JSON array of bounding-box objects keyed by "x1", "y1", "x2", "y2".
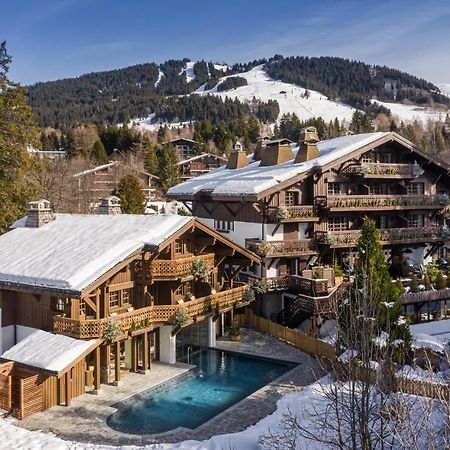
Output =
[
  {"x1": 343, "y1": 162, "x2": 419, "y2": 178},
  {"x1": 245, "y1": 238, "x2": 318, "y2": 257},
  {"x1": 149, "y1": 253, "x2": 215, "y2": 279},
  {"x1": 53, "y1": 283, "x2": 247, "y2": 339},
  {"x1": 265, "y1": 205, "x2": 319, "y2": 223}
]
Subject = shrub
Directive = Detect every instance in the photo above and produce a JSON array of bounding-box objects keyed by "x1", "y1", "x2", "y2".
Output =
[
  {"x1": 312, "y1": 266, "x2": 324, "y2": 279},
  {"x1": 257, "y1": 241, "x2": 270, "y2": 256},
  {"x1": 411, "y1": 161, "x2": 424, "y2": 178},
  {"x1": 435, "y1": 271, "x2": 447, "y2": 290},
  {"x1": 410, "y1": 274, "x2": 420, "y2": 293},
  {"x1": 174, "y1": 307, "x2": 189, "y2": 327},
  {"x1": 229, "y1": 319, "x2": 240, "y2": 336},
  {"x1": 252, "y1": 279, "x2": 268, "y2": 294},
  {"x1": 333, "y1": 261, "x2": 344, "y2": 277},
  {"x1": 423, "y1": 275, "x2": 433, "y2": 291},
  {"x1": 103, "y1": 319, "x2": 123, "y2": 342},
  {"x1": 243, "y1": 288, "x2": 255, "y2": 302},
  {"x1": 425, "y1": 262, "x2": 440, "y2": 280},
  {"x1": 192, "y1": 259, "x2": 209, "y2": 278},
  {"x1": 275, "y1": 206, "x2": 291, "y2": 220}
]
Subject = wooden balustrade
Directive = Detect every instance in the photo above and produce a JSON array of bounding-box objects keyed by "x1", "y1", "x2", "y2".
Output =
[
  {"x1": 400, "y1": 288, "x2": 450, "y2": 305},
  {"x1": 316, "y1": 227, "x2": 444, "y2": 247},
  {"x1": 53, "y1": 284, "x2": 247, "y2": 339},
  {"x1": 343, "y1": 162, "x2": 416, "y2": 177},
  {"x1": 150, "y1": 253, "x2": 215, "y2": 279},
  {"x1": 245, "y1": 238, "x2": 318, "y2": 257},
  {"x1": 265, "y1": 205, "x2": 318, "y2": 223},
  {"x1": 325, "y1": 194, "x2": 443, "y2": 210}
]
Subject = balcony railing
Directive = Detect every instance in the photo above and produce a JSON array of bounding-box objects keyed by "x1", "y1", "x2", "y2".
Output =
[
  {"x1": 400, "y1": 288, "x2": 450, "y2": 305},
  {"x1": 53, "y1": 284, "x2": 247, "y2": 339},
  {"x1": 322, "y1": 195, "x2": 444, "y2": 211},
  {"x1": 343, "y1": 162, "x2": 417, "y2": 178},
  {"x1": 245, "y1": 238, "x2": 318, "y2": 257},
  {"x1": 315, "y1": 227, "x2": 445, "y2": 247},
  {"x1": 150, "y1": 253, "x2": 214, "y2": 279},
  {"x1": 265, "y1": 205, "x2": 318, "y2": 223}
]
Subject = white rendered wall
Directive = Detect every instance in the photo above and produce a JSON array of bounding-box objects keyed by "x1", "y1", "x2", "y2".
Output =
[
  {"x1": 17, "y1": 325, "x2": 39, "y2": 342},
  {"x1": 1, "y1": 326, "x2": 15, "y2": 354},
  {"x1": 159, "y1": 325, "x2": 177, "y2": 364}
]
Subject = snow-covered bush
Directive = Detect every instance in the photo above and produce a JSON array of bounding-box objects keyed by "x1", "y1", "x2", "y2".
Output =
[
  {"x1": 275, "y1": 206, "x2": 291, "y2": 220},
  {"x1": 192, "y1": 258, "x2": 209, "y2": 278},
  {"x1": 174, "y1": 307, "x2": 189, "y2": 327},
  {"x1": 103, "y1": 319, "x2": 123, "y2": 342}
]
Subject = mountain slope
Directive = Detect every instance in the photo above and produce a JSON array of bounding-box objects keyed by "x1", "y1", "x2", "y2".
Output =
[{"x1": 27, "y1": 56, "x2": 450, "y2": 129}]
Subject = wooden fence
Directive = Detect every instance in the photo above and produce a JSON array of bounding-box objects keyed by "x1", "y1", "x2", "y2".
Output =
[{"x1": 238, "y1": 309, "x2": 336, "y2": 361}]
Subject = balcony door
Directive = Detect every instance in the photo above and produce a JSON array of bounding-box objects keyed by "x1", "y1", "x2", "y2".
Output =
[{"x1": 284, "y1": 223, "x2": 298, "y2": 241}]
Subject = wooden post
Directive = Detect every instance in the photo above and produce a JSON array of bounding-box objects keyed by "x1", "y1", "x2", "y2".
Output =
[
  {"x1": 115, "y1": 341, "x2": 121, "y2": 383},
  {"x1": 94, "y1": 346, "x2": 101, "y2": 391},
  {"x1": 143, "y1": 331, "x2": 149, "y2": 372},
  {"x1": 65, "y1": 370, "x2": 72, "y2": 406},
  {"x1": 131, "y1": 337, "x2": 137, "y2": 372}
]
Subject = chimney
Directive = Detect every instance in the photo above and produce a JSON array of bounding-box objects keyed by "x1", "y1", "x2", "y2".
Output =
[
  {"x1": 25, "y1": 200, "x2": 55, "y2": 228},
  {"x1": 97, "y1": 195, "x2": 122, "y2": 215},
  {"x1": 253, "y1": 135, "x2": 270, "y2": 161},
  {"x1": 260, "y1": 140, "x2": 294, "y2": 166},
  {"x1": 294, "y1": 127, "x2": 320, "y2": 163},
  {"x1": 226, "y1": 140, "x2": 248, "y2": 169}
]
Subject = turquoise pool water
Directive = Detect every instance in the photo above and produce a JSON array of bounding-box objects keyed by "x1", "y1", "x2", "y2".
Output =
[{"x1": 107, "y1": 348, "x2": 295, "y2": 434}]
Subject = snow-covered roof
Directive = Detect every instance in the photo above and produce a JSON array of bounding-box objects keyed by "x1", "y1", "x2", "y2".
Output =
[
  {"x1": 168, "y1": 132, "x2": 390, "y2": 199},
  {"x1": 1, "y1": 330, "x2": 97, "y2": 374},
  {"x1": 0, "y1": 214, "x2": 193, "y2": 294},
  {"x1": 73, "y1": 161, "x2": 118, "y2": 177}
]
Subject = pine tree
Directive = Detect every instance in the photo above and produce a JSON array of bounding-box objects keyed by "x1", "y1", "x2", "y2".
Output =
[
  {"x1": 116, "y1": 174, "x2": 145, "y2": 214},
  {"x1": 91, "y1": 140, "x2": 108, "y2": 164},
  {"x1": 144, "y1": 142, "x2": 159, "y2": 175},
  {"x1": 158, "y1": 144, "x2": 180, "y2": 192},
  {"x1": 0, "y1": 42, "x2": 40, "y2": 234}
]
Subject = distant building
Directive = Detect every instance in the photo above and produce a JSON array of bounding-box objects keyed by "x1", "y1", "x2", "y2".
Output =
[
  {"x1": 177, "y1": 153, "x2": 227, "y2": 180},
  {"x1": 27, "y1": 146, "x2": 66, "y2": 160},
  {"x1": 168, "y1": 138, "x2": 197, "y2": 160},
  {"x1": 73, "y1": 161, "x2": 159, "y2": 210}
]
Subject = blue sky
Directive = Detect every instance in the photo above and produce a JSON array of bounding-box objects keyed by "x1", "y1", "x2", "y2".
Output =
[{"x1": 4, "y1": 0, "x2": 450, "y2": 85}]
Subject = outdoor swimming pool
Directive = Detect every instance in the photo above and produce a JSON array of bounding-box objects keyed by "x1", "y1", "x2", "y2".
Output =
[{"x1": 107, "y1": 348, "x2": 295, "y2": 434}]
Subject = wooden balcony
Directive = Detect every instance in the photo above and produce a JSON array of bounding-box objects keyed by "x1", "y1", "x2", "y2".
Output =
[
  {"x1": 241, "y1": 274, "x2": 328, "y2": 295},
  {"x1": 343, "y1": 162, "x2": 417, "y2": 178},
  {"x1": 53, "y1": 284, "x2": 247, "y2": 339},
  {"x1": 315, "y1": 226, "x2": 445, "y2": 248},
  {"x1": 400, "y1": 288, "x2": 450, "y2": 305},
  {"x1": 245, "y1": 238, "x2": 318, "y2": 258},
  {"x1": 323, "y1": 195, "x2": 444, "y2": 212},
  {"x1": 150, "y1": 253, "x2": 214, "y2": 279},
  {"x1": 265, "y1": 205, "x2": 319, "y2": 223}
]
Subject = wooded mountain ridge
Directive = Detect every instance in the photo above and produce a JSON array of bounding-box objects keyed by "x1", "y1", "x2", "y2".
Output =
[{"x1": 27, "y1": 55, "x2": 449, "y2": 129}]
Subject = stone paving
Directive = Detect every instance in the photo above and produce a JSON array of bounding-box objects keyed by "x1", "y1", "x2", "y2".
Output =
[{"x1": 17, "y1": 329, "x2": 327, "y2": 446}]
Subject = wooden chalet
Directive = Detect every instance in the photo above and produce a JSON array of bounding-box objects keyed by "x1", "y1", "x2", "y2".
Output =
[
  {"x1": 73, "y1": 160, "x2": 159, "y2": 209},
  {"x1": 168, "y1": 128, "x2": 450, "y2": 326},
  {"x1": 168, "y1": 138, "x2": 197, "y2": 160},
  {"x1": 177, "y1": 153, "x2": 227, "y2": 180},
  {"x1": 0, "y1": 199, "x2": 258, "y2": 418}
]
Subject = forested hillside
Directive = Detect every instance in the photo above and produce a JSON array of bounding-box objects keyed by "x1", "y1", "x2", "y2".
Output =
[{"x1": 27, "y1": 55, "x2": 450, "y2": 129}]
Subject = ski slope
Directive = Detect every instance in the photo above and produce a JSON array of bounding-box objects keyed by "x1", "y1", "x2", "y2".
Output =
[
  {"x1": 199, "y1": 65, "x2": 357, "y2": 123},
  {"x1": 438, "y1": 83, "x2": 450, "y2": 98},
  {"x1": 370, "y1": 99, "x2": 449, "y2": 123}
]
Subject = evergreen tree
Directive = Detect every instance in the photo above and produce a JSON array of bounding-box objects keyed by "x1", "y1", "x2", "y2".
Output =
[
  {"x1": 144, "y1": 143, "x2": 159, "y2": 174},
  {"x1": 0, "y1": 42, "x2": 40, "y2": 234},
  {"x1": 91, "y1": 140, "x2": 108, "y2": 164},
  {"x1": 158, "y1": 144, "x2": 180, "y2": 192},
  {"x1": 116, "y1": 174, "x2": 146, "y2": 214}
]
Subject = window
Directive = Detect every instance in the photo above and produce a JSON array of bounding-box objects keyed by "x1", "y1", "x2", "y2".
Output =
[
  {"x1": 328, "y1": 182, "x2": 348, "y2": 195},
  {"x1": 174, "y1": 238, "x2": 191, "y2": 255},
  {"x1": 175, "y1": 282, "x2": 192, "y2": 298},
  {"x1": 285, "y1": 191, "x2": 299, "y2": 206},
  {"x1": 407, "y1": 214, "x2": 425, "y2": 228},
  {"x1": 361, "y1": 152, "x2": 374, "y2": 163},
  {"x1": 214, "y1": 220, "x2": 234, "y2": 233},
  {"x1": 328, "y1": 216, "x2": 349, "y2": 231},
  {"x1": 371, "y1": 183, "x2": 388, "y2": 195},
  {"x1": 377, "y1": 215, "x2": 388, "y2": 229},
  {"x1": 406, "y1": 182, "x2": 425, "y2": 195},
  {"x1": 109, "y1": 291, "x2": 119, "y2": 309}
]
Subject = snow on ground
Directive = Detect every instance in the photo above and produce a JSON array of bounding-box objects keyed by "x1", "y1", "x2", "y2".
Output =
[
  {"x1": 371, "y1": 99, "x2": 450, "y2": 123},
  {"x1": 438, "y1": 83, "x2": 450, "y2": 98},
  {"x1": 410, "y1": 319, "x2": 450, "y2": 341},
  {"x1": 201, "y1": 64, "x2": 357, "y2": 123},
  {"x1": 396, "y1": 365, "x2": 450, "y2": 384},
  {"x1": 179, "y1": 61, "x2": 196, "y2": 83},
  {"x1": 128, "y1": 113, "x2": 194, "y2": 132},
  {"x1": 154, "y1": 69, "x2": 164, "y2": 88},
  {"x1": 412, "y1": 333, "x2": 449, "y2": 353}
]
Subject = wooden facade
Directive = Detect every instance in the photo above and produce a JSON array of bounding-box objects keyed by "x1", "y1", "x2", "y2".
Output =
[{"x1": 178, "y1": 153, "x2": 227, "y2": 180}]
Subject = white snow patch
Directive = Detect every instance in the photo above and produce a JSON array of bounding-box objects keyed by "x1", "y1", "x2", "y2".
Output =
[
  {"x1": 412, "y1": 333, "x2": 448, "y2": 353},
  {"x1": 154, "y1": 68, "x2": 164, "y2": 88},
  {"x1": 179, "y1": 61, "x2": 196, "y2": 83},
  {"x1": 337, "y1": 349, "x2": 358, "y2": 363},
  {"x1": 371, "y1": 99, "x2": 450, "y2": 123},
  {"x1": 411, "y1": 319, "x2": 450, "y2": 340},
  {"x1": 200, "y1": 64, "x2": 357, "y2": 122},
  {"x1": 396, "y1": 365, "x2": 449, "y2": 384},
  {"x1": 437, "y1": 83, "x2": 450, "y2": 98}
]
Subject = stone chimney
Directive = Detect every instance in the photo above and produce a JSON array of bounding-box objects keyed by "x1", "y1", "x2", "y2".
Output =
[
  {"x1": 97, "y1": 195, "x2": 122, "y2": 215},
  {"x1": 260, "y1": 141, "x2": 294, "y2": 166},
  {"x1": 253, "y1": 135, "x2": 270, "y2": 161},
  {"x1": 25, "y1": 200, "x2": 55, "y2": 228},
  {"x1": 226, "y1": 140, "x2": 248, "y2": 169},
  {"x1": 294, "y1": 127, "x2": 320, "y2": 163}
]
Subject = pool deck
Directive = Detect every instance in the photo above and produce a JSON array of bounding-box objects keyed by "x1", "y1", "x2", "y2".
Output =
[{"x1": 16, "y1": 328, "x2": 327, "y2": 446}]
